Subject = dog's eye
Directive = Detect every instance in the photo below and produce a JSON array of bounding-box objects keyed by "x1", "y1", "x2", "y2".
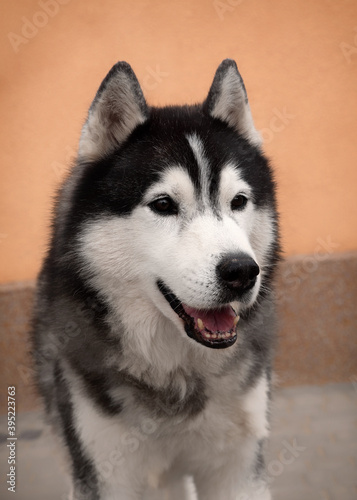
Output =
[
  {"x1": 231, "y1": 194, "x2": 248, "y2": 211},
  {"x1": 149, "y1": 197, "x2": 178, "y2": 215}
]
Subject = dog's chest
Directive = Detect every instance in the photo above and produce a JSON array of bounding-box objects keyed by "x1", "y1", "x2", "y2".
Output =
[{"x1": 156, "y1": 371, "x2": 269, "y2": 451}]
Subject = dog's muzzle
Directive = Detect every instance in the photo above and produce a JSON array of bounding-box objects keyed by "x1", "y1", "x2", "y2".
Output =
[
  {"x1": 157, "y1": 284, "x2": 239, "y2": 350},
  {"x1": 157, "y1": 253, "x2": 260, "y2": 349}
]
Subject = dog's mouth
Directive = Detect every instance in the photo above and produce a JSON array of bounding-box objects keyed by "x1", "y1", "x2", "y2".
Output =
[{"x1": 157, "y1": 281, "x2": 239, "y2": 349}]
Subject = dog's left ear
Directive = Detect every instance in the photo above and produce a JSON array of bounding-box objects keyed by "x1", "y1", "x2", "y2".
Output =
[
  {"x1": 203, "y1": 59, "x2": 262, "y2": 147},
  {"x1": 79, "y1": 61, "x2": 148, "y2": 161}
]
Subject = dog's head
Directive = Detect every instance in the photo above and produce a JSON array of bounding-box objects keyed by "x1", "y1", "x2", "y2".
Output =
[{"x1": 66, "y1": 61, "x2": 279, "y2": 349}]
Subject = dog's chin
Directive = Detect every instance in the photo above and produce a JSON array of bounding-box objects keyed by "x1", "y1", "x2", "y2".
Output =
[{"x1": 157, "y1": 281, "x2": 240, "y2": 349}]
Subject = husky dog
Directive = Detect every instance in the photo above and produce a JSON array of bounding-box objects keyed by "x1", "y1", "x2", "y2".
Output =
[{"x1": 32, "y1": 59, "x2": 280, "y2": 500}]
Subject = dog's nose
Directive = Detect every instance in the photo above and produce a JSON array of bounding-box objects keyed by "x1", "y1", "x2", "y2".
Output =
[{"x1": 216, "y1": 253, "x2": 260, "y2": 292}]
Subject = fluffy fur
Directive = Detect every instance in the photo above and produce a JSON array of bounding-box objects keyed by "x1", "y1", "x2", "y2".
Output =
[{"x1": 32, "y1": 59, "x2": 280, "y2": 500}]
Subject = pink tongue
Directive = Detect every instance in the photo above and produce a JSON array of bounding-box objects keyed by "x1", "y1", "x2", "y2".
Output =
[{"x1": 183, "y1": 305, "x2": 236, "y2": 333}]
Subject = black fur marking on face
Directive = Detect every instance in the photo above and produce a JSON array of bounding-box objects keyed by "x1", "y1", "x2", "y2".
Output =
[{"x1": 157, "y1": 280, "x2": 237, "y2": 349}]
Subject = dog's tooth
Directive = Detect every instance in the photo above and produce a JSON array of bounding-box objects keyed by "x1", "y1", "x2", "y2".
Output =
[
  {"x1": 233, "y1": 315, "x2": 240, "y2": 327},
  {"x1": 197, "y1": 318, "x2": 204, "y2": 330},
  {"x1": 205, "y1": 331, "x2": 211, "y2": 338},
  {"x1": 211, "y1": 333, "x2": 218, "y2": 339}
]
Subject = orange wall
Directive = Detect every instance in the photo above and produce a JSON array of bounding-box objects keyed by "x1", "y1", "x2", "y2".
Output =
[{"x1": 1, "y1": 0, "x2": 357, "y2": 283}]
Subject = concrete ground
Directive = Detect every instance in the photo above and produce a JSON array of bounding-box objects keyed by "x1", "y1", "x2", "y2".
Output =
[{"x1": 0, "y1": 382, "x2": 356, "y2": 499}]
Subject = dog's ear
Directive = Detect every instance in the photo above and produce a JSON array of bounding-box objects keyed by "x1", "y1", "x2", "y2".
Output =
[
  {"x1": 203, "y1": 59, "x2": 262, "y2": 147},
  {"x1": 79, "y1": 62, "x2": 148, "y2": 161}
]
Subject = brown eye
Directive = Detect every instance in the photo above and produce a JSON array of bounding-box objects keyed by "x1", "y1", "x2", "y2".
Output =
[
  {"x1": 231, "y1": 194, "x2": 248, "y2": 211},
  {"x1": 149, "y1": 197, "x2": 178, "y2": 215}
]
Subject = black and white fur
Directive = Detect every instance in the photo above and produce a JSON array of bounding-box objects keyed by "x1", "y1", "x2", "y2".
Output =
[{"x1": 32, "y1": 59, "x2": 280, "y2": 500}]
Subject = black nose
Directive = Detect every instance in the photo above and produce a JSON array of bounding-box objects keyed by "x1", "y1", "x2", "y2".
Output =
[{"x1": 216, "y1": 253, "x2": 260, "y2": 292}]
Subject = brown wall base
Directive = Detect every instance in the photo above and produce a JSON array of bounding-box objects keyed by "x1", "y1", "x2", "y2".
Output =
[
  {"x1": 275, "y1": 251, "x2": 357, "y2": 387},
  {"x1": 1, "y1": 251, "x2": 356, "y2": 413},
  {"x1": 0, "y1": 282, "x2": 38, "y2": 413}
]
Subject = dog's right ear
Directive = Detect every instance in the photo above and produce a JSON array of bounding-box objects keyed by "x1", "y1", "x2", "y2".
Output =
[{"x1": 78, "y1": 62, "x2": 148, "y2": 161}]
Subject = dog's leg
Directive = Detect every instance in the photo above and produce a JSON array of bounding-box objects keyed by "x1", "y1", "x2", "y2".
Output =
[
  {"x1": 163, "y1": 475, "x2": 197, "y2": 500},
  {"x1": 54, "y1": 362, "x2": 156, "y2": 500},
  {"x1": 166, "y1": 475, "x2": 197, "y2": 500},
  {"x1": 144, "y1": 475, "x2": 197, "y2": 500},
  {"x1": 192, "y1": 435, "x2": 271, "y2": 500},
  {"x1": 192, "y1": 372, "x2": 272, "y2": 500},
  {"x1": 194, "y1": 467, "x2": 271, "y2": 500}
]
